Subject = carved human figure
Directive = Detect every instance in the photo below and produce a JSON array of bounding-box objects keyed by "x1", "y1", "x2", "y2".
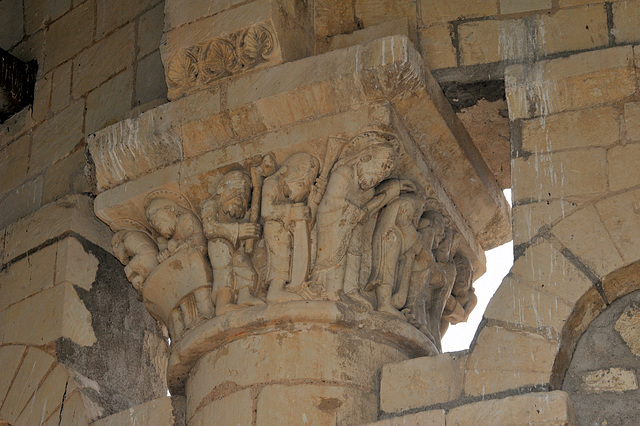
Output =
[
  {"x1": 367, "y1": 193, "x2": 424, "y2": 319},
  {"x1": 440, "y1": 255, "x2": 477, "y2": 337},
  {"x1": 423, "y1": 223, "x2": 457, "y2": 350},
  {"x1": 201, "y1": 170, "x2": 264, "y2": 315},
  {"x1": 112, "y1": 229, "x2": 159, "y2": 296},
  {"x1": 403, "y1": 210, "x2": 443, "y2": 337},
  {"x1": 312, "y1": 131, "x2": 416, "y2": 302},
  {"x1": 261, "y1": 152, "x2": 321, "y2": 302},
  {"x1": 145, "y1": 192, "x2": 213, "y2": 336}
]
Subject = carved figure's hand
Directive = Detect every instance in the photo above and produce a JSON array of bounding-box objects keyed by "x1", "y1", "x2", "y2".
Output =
[
  {"x1": 157, "y1": 249, "x2": 171, "y2": 263},
  {"x1": 315, "y1": 176, "x2": 328, "y2": 194},
  {"x1": 356, "y1": 207, "x2": 369, "y2": 224},
  {"x1": 307, "y1": 187, "x2": 322, "y2": 208},
  {"x1": 239, "y1": 223, "x2": 262, "y2": 240},
  {"x1": 290, "y1": 203, "x2": 311, "y2": 221},
  {"x1": 400, "y1": 180, "x2": 417, "y2": 193}
]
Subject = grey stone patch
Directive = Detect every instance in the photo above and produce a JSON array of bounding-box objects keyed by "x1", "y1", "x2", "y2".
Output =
[
  {"x1": 563, "y1": 289, "x2": 640, "y2": 425},
  {"x1": 55, "y1": 235, "x2": 169, "y2": 419}
]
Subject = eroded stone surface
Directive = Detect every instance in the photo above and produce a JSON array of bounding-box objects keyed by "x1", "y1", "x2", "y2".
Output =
[
  {"x1": 580, "y1": 368, "x2": 638, "y2": 394},
  {"x1": 614, "y1": 302, "x2": 640, "y2": 357}
]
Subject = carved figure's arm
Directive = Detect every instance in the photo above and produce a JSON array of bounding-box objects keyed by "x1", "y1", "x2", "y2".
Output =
[
  {"x1": 261, "y1": 178, "x2": 291, "y2": 221},
  {"x1": 364, "y1": 179, "x2": 401, "y2": 215}
]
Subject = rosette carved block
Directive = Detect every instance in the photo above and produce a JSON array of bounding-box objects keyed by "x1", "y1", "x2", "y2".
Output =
[
  {"x1": 89, "y1": 36, "x2": 511, "y2": 423},
  {"x1": 161, "y1": 0, "x2": 312, "y2": 100}
]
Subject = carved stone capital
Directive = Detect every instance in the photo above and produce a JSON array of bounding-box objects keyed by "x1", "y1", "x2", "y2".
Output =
[{"x1": 90, "y1": 37, "x2": 511, "y2": 417}]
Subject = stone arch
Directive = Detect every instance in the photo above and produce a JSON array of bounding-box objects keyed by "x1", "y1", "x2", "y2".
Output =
[
  {"x1": 0, "y1": 345, "x2": 92, "y2": 425},
  {"x1": 552, "y1": 260, "x2": 640, "y2": 389},
  {"x1": 467, "y1": 186, "x2": 640, "y2": 398}
]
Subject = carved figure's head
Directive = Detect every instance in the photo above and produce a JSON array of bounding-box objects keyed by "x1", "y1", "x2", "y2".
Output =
[
  {"x1": 146, "y1": 198, "x2": 180, "y2": 239},
  {"x1": 355, "y1": 143, "x2": 397, "y2": 190},
  {"x1": 111, "y1": 230, "x2": 130, "y2": 265},
  {"x1": 395, "y1": 194, "x2": 424, "y2": 228},
  {"x1": 217, "y1": 170, "x2": 252, "y2": 219},
  {"x1": 452, "y1": 255, "x2": 473, "y2": 296},
  {"x1": 419, "y1": 210, "x2": 446, "y2": 250},
  {"x1": 279, "y1": 152, "x2": 320, "y2": 203}
]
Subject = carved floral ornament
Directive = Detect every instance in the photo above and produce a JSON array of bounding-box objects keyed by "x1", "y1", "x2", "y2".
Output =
[
  {"x1": 167, "y1": 24, "x2": 277, "y2": 92},
  {"x1": 111, "y1": 131, "x2": 477, "y2": 351}
]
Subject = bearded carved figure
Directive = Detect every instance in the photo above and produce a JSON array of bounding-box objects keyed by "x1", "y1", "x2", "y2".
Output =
[
  {"x1": 312, "y1": 131, "x2": 416, "y2": 302},
  {"x1": 261, "y1": 152, "x2": 321, "y2": 302},
  {"x1": 201, "y1": 169, "x2": 265, "y2": 315}
]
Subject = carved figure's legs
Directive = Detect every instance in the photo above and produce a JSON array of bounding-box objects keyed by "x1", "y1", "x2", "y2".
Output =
[
  {"x1": 209, "y1": 240, "x2": 237, "y2": 312},
  {"x1": 344, "y1": 224, "x2": 374, "y2": 307},
  {"x1": 194, "y1": 286, "x2": 214, "y2": 318},
  {"x1": 169, "y1": 308, "x2": 184, "y2": 338},
  {"x1": 376, "y1": 283, "x2": 404, "y2": 319},
  {"x1": 264, "y1": 221, "x2": 302, "y2": 302},
  {"x1": 215, "y1": 287, "x2": 241, "y2": 315},
  {"x1": 234, "y1": 252, "x2": 264, "y2": 307}
]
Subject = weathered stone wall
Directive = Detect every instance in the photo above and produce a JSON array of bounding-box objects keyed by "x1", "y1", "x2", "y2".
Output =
[
  {"x1": 0, "y1": 0, "x2": 167, "y2": 229},
  {"x1": 0, "y1": 1, "x2": 170, "y2": 422}
]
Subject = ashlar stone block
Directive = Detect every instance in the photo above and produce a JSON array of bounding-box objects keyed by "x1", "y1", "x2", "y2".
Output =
[
  {"x1": 484, "y1": 275, "x2": 574, "y2": 333},
  {"x1": 512, "y1": 199, "x2": 578, "y2": 246},
  {"x1": 86, "y1": 70, "x2": 134, "y2": 134},
  {"x1": 419, "y1": 24, "x2": 456, "y2": 69},
  {"x1": 537, "y1": 5, "x2": 608, "y2": 56},
  {"x1": 354, "y1": 0, "x2": 417, "y2": 29},
  {"x1": 506, "y1": 46, "x2": 636, "y2": 120},
  {"x1": 446, "y1": 391, "x2": 577, "y2": 425},
  {"x1": 612, "y1": 0, "x2": 640, "y2": 44},
  {"x1": 380, "y1": 353, "x2": 465, "y2": 414},
  {"x1": 43, "y1": 1, "x2": 93, "y2": 72},
  {"x1": 607, "y1": 143, "x2": 640, "y2": 192},
  {"x1": 0, "y1": 281, "x2": 96, "y2": 346},
  {"x1": 92, "y1": 396, "x2": 180, "y2": 426},
  {"x1": 256, "y1": 384, "x2": 377, "y2": 426},
  {"x1": 0, "y1": 347, "x2": 55, "y2": 424},
  {"x1": 595, "y1": 189, "x2": 640, "y2": 264},
  {"x1": 511, "y1": 148, "x2": 607, "y2": 203},
  {"x1": 552, "y1": 206, "x2": 625, "y2": 278},
  {"x1": 366, "y1": 410, "x2": 445, "y2": 426},
  {"x1": 419, "y1": 0, "x2": 496, "y2": 26},
  {"x1": 2, "y1": 194, "x2": 113, "y2": 264},
  {"x1": 464, "y1": 326, "x2": 558, "y2": 396},
  {"x1": 0, "y1": 136, "x2": 29, "y2": 195},
  {"x1": 522, "y1": 106, "x2": 620, "y2": 153},
  {"x1": 0, "y1": 241, "x2": 58, "y2": 311},
  {"x1": 499, "y1": 0, "x2": 551, "y2": 15},
  {"x1": 29, "y1": 99, "x2": 84, "y2": 173},
  {"x1": 624, "y1": 102, "x2": 640, "y2": 141},
  {"x1": 188, "y1": 389, "x2": 253, "y2": 426},
  {"x1": 43, "y1": 391, "x2": 88, "y2": 425},
  {"x1": 72, "y1": 23, "x2": 135, "y2": 98},
  {"x1": 458, "y1": 19, "x2": 529, "y2": 66},
  {"x1": 0, "y1": 345, "x2": 26, "y2": 404},
  {"x1": 510, "y1": 239, "x2": 594, "y2": 304},
  {"x1": 14, "y1": 363, "x2": 69, "y2": 426}
]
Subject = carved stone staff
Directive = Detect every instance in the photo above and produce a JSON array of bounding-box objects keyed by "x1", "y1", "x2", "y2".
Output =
[
  {"x1": 244, "y1": 154, "x2": 276, "y2": 255},
  {"x1": 289, "y1": 137, "x2": 348, "y2": 290}
]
